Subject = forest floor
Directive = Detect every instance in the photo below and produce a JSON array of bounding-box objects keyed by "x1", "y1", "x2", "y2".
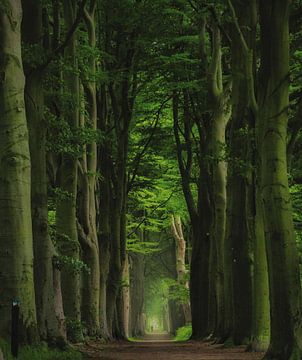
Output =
[{"x1": 80, "y1": 334, "x2": 264, "y2": 360}]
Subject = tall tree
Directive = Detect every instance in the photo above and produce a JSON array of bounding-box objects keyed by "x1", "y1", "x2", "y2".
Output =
[
  {"x1": 55, "y1": 0, "x2": 82, "y2": 342},
  {"x1": 206, "y1": 24, "x2": 231, "y2": 341},
  {"x1": 97, "y1": 85, "x2": 112, "y2": 340},
  {"x1": 173, "y1": 90, "x2": 212, "y2": 339},
  {"x1": 100, "y1": 0, "x2": 138, "y2": 338},
  {"x1": 227, "y1": 0, "x2": 255, "y2": 345},
  {"x1": 77, "y1": 0, "x2": 101, "y2": 336},
  {"x1": 0, "y1": 0, "x2": 38, "y2": 342},
  {"x1": 171, "y1": 215, "x2": 191, "y2": 325},
  {"x1": 22, "y1": 0, "x2": 66, "y2": 345},
  {"x1": 258, "y1": 1, "x2": 302, "y2": 358}
]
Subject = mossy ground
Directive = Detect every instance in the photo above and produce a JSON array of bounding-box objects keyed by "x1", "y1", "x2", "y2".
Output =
[{"x1": 0, "y1": 339, "x2": 82, "y2": 360}]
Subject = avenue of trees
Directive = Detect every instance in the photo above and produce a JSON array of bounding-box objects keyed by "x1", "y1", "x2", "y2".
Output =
[{"x1": 1, "y1": 1, "x2": 302, "y2": 360}]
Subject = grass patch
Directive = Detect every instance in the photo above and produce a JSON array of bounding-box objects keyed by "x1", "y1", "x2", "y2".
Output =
[
  {"x1": 128, "y1": 337, "x2": 139, "y2": 342},
  {"x1": 0, "y1": 339, "x2": 82, "y2": 360},
  {"x1": 174, "y1": 324, "x2": 192, "y2": 342}
]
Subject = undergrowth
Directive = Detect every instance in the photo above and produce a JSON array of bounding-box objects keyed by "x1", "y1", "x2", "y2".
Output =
[
  {"x1": 174, "y1": 324, "x2": 192, "y2": 342},
  {"x1": 0, "y1": 339, "x2": 82, "y2": 360}
]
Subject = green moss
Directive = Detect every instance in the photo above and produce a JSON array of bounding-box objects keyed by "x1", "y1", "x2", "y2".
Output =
[
  {"x1": 174, "y1": 325, "x2": 192, "y2": 342},
  {"x1": 128, "y1": 337, "x2": 139, "y2": 342},
  {"x1": 0, "y1": 339, "x2": 82, "y2": 360}
]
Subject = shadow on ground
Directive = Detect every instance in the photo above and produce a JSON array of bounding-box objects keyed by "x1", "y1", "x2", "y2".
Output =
[{"x1": 80, "y1": 334, "x2": 264, "y2": 360}]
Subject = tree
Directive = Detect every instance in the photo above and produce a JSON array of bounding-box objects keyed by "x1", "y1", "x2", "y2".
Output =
[
  {"x1": 258, "y1": 1, "x2": 302, "y2": 358},
  {"x1": 55, "y1": 0, "x2": 82, "y2": 342},
  {"x1": 171, "y1": 215, "x2": 191, "y2": 325},
  {"x1": 206, "y1": 24, "x2": 231, "y2": 341},
  {"x1": 77, "y1": 0, "x2": 101, "y2": 337},
  {"x1": 0, "y1": 0, "x2": 38, "y2": 342},
  {"x1": 22, "y1": 0, "x2": 66, "y2": 345},
  {"x1": 227, "y1": 0, "x2": 256, "y2": 345}
]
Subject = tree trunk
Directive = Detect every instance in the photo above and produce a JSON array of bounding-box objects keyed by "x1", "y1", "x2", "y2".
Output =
[
  {"x1": 228, "y1": 1, "x2": 256, "y2": 344},
  {"x1": 122, "y1": 255, "x2": 130, "y2": 338},
  {"x1": 209, "y1": 97, "x2": 229, "y2": 341},
  {"x1": 98, "y1": 163, "x2": 111, "y2": 339},
  {"x1": 116, "y1": 201, "x2": 128, "y2": 338},
  {"x1": 129, "y1": 251, "x2": 146, "y2": 337},
  {"x1": 56, "y1": 0, "x2": 82, "y2": 342},
  {"x1": 22, "y1": 0, "x2": 67, "y2": 345},
  {"x1": 0, "y1": 0, "x2": 38, "y2": 342},
  {"x1": 171, "y1": 215, "x2": 191, "y2": 325},
  {"x1": 98, "y1": 87, "x2": 111, "y2": 340},
  {"x1": 258, "y1": 1, "x2": 302, "y2": 358},
  {"x1": 228, "y1": 0, "x2": 271, "y2": 349},
  {"x1": 206, "y1": 26, "x2": 230, "y2": 341},
  {"x1": 78, "y1": 2, "x2": 100, "y2": 336},
  {"x1": 223, "y1": 182, "x2": 234, "y2": 341},
  {"x1": 168, "y1": 299, "x2": 185, "y2": 335},
  {"x1": 106, "y1": 98, "x2": 129, "y2": 339},
  {"x1": 173, "y1": 92, "x2": 212, "y2": 339},
  {"x1": 247, "y1": 187, "x2": 270, "y2": 352},
  {"x1": 106, "y1": 199, "x2": 123, "y2": 338},
  {"x1": 78, "y1": 120, "x2": 100, "y2": 336}
]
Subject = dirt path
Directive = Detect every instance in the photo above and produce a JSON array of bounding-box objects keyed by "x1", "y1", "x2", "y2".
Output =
[{"x1": 80, "y1": 334, "x2": 264, "y2": 360}]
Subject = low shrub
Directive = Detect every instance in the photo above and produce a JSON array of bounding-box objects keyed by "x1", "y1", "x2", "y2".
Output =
[{"x1": 174, "y1": 324, "x2": 192, "y2": 342}]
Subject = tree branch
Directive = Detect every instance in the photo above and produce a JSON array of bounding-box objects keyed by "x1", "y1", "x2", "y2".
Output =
[
  {"x1": 227, "y1": 0, "x2": 249, "y2": 53},
  {"x1": 208, "y1": 25, "x2": 222, "y2": 98},
  {"x1": 173, "y1": 92, "x2": 198, "y2": 219},
  {"x1": 30, "y1": 0, "x2": 88, "y2": 75},
  {"x1": 127, "y1": 191, "x2": 174, "y2": 238},
  {"x1": 227, "y1": 0, "x2": 258, "y2": 114},
  {"x1": 127, "y1": 96, "x2": 172, "y2": 192}
]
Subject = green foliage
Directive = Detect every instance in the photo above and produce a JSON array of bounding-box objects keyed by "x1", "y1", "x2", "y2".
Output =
[
  {"x1": 53, "y1": 187, "x2": 74, "y2": 202},
  {"x1": 0, "y1": 339, "x2": 81, "y2": 360},
  {"x1": 22, "y1": 43, "x2": 47, "y2": 70},
  {"x1": 174, "y1": 325, "x2": 192, "y2": 342},
  {"x1": 48, "y1": 206, "x2": 90, "y2": 275},
  {"x1": 291, "y1": 184, "x2": 302, "y2": 244},
  {"x1": 65, "y1": 318, "x2": 86, "y2": 342},
  {"x1": 162, "y1": 276, "x2": 190, "y2": 304},
  {"x1": 45, "y1": 107, "x2": 103, "y2": 158},
  {"x1": 127, "y1": 86, "x2": 190, "y2": 254},
  {"x1": 53, "y1": 255, "x2": 90, "y2": 275},
  {"x1": 127, "y1": 239, "x2": 160, "y2": 254}
]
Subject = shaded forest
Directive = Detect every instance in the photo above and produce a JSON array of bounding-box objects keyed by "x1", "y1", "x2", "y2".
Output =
[{"x1": 1, "y1": 0, "x2": 302, "y2": 360}]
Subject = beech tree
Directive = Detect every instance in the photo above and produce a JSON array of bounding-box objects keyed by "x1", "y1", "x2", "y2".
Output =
[
  {"x1": 55, "y1": 0, "x2": 82, "y2": 342},
  {"x1": 77, "y1": 0, "x2": 100, "y2": 336},
  {"x1": 259, "y1": 1, "x2": 302, "y2": 358},
  {"x1": 171, "y1": 215, "x2": 191, "y2": 325},
  {"x1": 0, "y1": 0, "x2": 38, "y2": 342},
  {"x1": 22, "y1": 0, "x2": 66, "y2": 345}
]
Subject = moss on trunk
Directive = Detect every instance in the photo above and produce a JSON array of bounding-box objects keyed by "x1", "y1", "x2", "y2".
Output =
[
  {"x1": 258, "y1": 1, "x2": 302, "y2": 358},
  {"x1": 0, "y1": 0, "x2": 38, "y2": 342}
]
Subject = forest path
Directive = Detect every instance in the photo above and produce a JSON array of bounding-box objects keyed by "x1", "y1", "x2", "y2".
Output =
[{"x1": 81, "y1": 335, "x2": 264, "y2": 360}]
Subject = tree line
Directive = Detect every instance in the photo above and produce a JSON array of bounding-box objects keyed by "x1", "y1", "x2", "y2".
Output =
[{"x1": 1, "y1": 1, "x2": 302, "y2": 360}]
